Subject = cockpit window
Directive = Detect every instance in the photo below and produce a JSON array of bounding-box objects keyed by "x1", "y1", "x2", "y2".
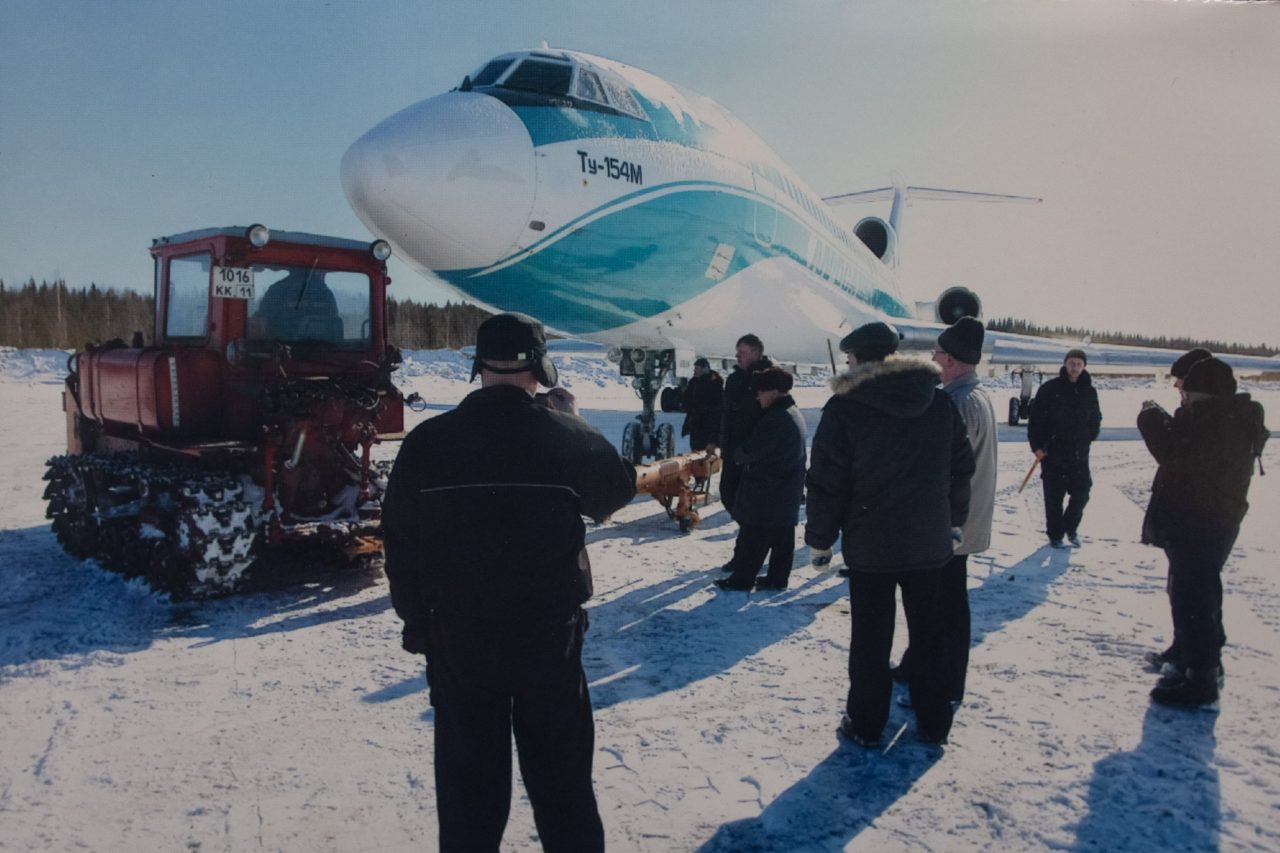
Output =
[
  {"x1": 503, "y1": 60, "x2": 572, "y2": 96},
  {"x1": 470, "y1": 58, "x2": 513, "y2": 87},
  {"x1": 574, "y1": 69, "x2": 606, "y2": 103},
  {"x1": 600, "y1": 75, "x2": 645, "y2": 119}
]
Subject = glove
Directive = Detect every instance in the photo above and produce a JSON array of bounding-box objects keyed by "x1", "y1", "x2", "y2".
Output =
[
  {"x1": 811, "y1": 547, "x2": 834, "y2": 570},
  {"x1": 951, "y1": 527, "x2": 964, "y2": 552}
]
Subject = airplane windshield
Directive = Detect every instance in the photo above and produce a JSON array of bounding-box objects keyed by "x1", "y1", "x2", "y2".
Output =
[
  {"x1": 503, "y1": 60, "x2": 572, "y2": 96},
  {"x1": 469, "y1": 58, "x2": 512, "y2": 87}
]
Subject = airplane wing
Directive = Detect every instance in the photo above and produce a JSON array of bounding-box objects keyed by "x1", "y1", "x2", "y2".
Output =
[{"x1": 891, "y1": 319, "x2": 1280, "y2": 374}]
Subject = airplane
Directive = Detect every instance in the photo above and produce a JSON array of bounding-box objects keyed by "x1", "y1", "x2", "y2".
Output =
[{"x1": 340, "y1": 46, "x2": 1280, "y2": 458}]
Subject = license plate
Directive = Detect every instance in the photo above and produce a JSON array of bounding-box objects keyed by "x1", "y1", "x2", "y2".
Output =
[{"x1": 211, "y1": 266, "x2": 255, "y2": 300}]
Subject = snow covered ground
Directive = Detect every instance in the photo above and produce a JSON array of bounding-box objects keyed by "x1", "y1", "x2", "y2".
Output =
[{"x1": 2, "y1": 345, "x2": 1279, "y2": 852}]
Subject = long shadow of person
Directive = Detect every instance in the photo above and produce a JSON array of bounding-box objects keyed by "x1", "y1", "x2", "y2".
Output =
[
  {"x1": 1070, "y1": 703, "x2": 1219, "y2": 851},
  {"x1": 583, "y1": 567, "x2": 847, "y2": 710},
  {"x1": 968, "y1": 543, "x2": 1074, "y2": 650},
  {"x1": 697, "y1": 737, "x2": 942, "y2": 851}
]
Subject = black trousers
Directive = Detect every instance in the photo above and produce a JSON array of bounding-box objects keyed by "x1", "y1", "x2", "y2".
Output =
[
  {"x1": 895, "y1": 554, "x2": 971, "y2": 703},
  {"x1": 720, "y1": 461, "x2": 743, "y2": 520},
  {"x1": 1042, "y1": 464, "x2": 1091, "y2": 541},
  {"x1": 1166, "y1": 529, "x2": 1235, "y2": 672},
  {"x1": 429, "y1": 608, "x2": 604, "y2": 853},
  {"x1": 725, "y1": 523, "x2": 795, "y2": 587},
  {"x1": 847, "y1": 565, "x2": 953, "y2": 741}
]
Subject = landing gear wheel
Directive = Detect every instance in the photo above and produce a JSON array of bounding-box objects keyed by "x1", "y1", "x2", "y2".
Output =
[
  {"x1": 1008, "y1": 397, "x2": 1021, "y2": 426},
  {"x1": 621, "y1": 420, "x2": 644, "y2": 465},
  {"x1": 656, "y1": 423, "x2": 675, "y2": 460}
]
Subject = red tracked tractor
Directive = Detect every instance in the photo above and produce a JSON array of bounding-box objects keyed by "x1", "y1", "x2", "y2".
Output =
[{"x1": 44, "y1": 226, "x2": 405, "y2": 597}]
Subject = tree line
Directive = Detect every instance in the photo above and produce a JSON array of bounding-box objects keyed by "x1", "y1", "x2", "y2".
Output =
[
  {"x1": 0, "y1": 279, "x2": 491, "y2": 351},
  {"x1": 2, "y1": 279, "x2": 1274, "y2": 358},
  {"x1": 985, "y1": 317, "x2": 1278, "y2": 358}
]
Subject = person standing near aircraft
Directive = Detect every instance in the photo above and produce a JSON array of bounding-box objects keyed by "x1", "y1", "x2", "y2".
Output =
[
  {"x1": 715, "y1": 367, "x2": 806, "y2": 592},
  {"x1": 1027, "y1": 349, "x2": 1101, "y2": 548},
  {"x1": 681, "y1": 357, "x2": 723, "y2": 452},
  {"x1": 1140, "y1": 347, "x2": 1213, "y2": 675},
  {"x1": 805, "y1": 322, "x2": 974, "y2": 746},
  {"x1": 892, "y1": 317, "x2": 996, "y2": 706},
  {"x1": 382, "y1": 312, "x2": 636, "y2": 852},
  {"x1": 1137, "y1": 357, "x2": 1268, "y2": 708},
  {"x1": 711, "y1": 334, "x2": 774, "y2": 519}
]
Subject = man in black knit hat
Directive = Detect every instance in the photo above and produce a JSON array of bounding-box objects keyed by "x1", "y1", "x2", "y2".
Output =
[
  {"x1": 805, "y1": 321, "x2": 974, "y2": 746},
  {"x1": 1027, "y1": 348, "x2": 1101, "y2": 548}
]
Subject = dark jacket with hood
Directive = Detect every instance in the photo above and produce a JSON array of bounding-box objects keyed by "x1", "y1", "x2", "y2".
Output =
[
  {"x1": 805, "y1": 357, "x2": 975, "y2": 572},
  {"x1": 731, "y1": 394, "x2": 807, "y2": 528},
  {"x1": 1027, "y1": 367, "x2": 1102, "y2": 474},
  {"x1": 720, "y1": 356, "x2": 775, "y2": 453},
  {"x1": 1138, "y1": 393, "x2": 1268, "y2": 547},
  {"x1": 382, "y1": 384, "x2": 637, "y2": 641}
]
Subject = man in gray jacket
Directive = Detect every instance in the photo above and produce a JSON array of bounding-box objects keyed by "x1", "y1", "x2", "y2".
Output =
[{"x1": 893, "y1": 316, "x2": 997, "y2": 705}]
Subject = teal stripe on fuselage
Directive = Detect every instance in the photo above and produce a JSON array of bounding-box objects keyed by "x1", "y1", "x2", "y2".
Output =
[{"x1": 437, "y1": 187, "x2": 909, "y2": 335}]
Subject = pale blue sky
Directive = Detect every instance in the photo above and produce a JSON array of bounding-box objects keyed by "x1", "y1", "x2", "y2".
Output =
[{"x1": 3, "y1": 0, "x2": 1278, "y2": 345}]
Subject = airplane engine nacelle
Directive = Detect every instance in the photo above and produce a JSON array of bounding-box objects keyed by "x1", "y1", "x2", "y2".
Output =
[
  {"x1": 853, "y1": 217, "x2": 897, "y2": 265},
  {"x1": 914, "y1": 286, "x2": 983, "y2": 325}
]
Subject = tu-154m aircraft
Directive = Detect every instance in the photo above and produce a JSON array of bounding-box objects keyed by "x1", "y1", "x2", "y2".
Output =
[{"x1": 340, "y1": 46, "x2": 1280, "y2": 458}]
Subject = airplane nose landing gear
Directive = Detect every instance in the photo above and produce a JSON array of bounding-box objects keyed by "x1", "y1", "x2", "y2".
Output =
[{"x1": 611, "y1": 346, "x2": 680, "y2": 464}]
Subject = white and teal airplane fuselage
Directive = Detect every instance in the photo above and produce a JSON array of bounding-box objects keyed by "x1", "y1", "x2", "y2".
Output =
[
  {"x1": 342, "y1": 48, "x2": 917, "y2": 366},
  {"x1": 342, "y1": 47, "x2": 1280, "y2": 378}
]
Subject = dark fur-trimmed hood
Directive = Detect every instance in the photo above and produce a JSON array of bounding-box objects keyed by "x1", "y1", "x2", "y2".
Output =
[{"x1": 829, "y1": 355, "x2": 942, "y2": 418}]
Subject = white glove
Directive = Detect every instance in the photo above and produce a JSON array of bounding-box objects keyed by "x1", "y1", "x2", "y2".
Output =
[
  {"x1": 811, "y1": 547, "x2": 834, "y2": 570},
  {"x1": 951, "y1": 527, "x2": 964, "y2": 552}
]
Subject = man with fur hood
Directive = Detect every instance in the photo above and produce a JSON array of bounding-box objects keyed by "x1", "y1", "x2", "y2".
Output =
[
  {"x1": 805, "y1": 322, "x2": 975, "y2": 746},
  {"x1": 1137, "y1": 356, "x2": 1268, "y2": 708}
]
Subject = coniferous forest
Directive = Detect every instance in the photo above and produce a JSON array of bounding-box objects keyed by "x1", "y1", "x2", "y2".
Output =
[
  {"x1": 0, "y1": 279, "x2": 491, "y2": 351},
  {"x1": 1, "y1": 279, "x2": 1276, "y2": 358}
]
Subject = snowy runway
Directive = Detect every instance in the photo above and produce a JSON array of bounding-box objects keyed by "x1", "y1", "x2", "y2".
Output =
[{"x1": 2, "y1": 348, "x2": 1278, "y2": 852}]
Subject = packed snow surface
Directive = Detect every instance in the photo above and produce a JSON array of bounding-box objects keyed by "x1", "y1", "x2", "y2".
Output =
[{"x1": 2, "y1": 345, "x2": 1278, "y2": 852}]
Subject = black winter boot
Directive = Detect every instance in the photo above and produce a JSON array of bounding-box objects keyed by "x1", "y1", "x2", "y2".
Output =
[{"x1": 1150, "y1": 667, "x2": 1220, "y2": 709}]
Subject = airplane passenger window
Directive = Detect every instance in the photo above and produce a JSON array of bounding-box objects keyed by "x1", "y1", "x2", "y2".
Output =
[
  {"x1": 471, "y1": 59, "x2": 513, "y2": 87},
  {"x1": 574, "y1": 69, "x2": 606, "y2": 104},
  {"x1": 503, "y1": 60, "x2": 572, "y2": 96}
]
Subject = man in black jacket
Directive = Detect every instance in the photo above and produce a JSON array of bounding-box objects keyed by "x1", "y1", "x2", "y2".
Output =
[
  {"x1": 805, "y1": 322, "x2": 975, "y2": 746},
  {"x1": 681, "y1": 357, "x2": 723, "y2": 452},
  {"x1": 715, "y1": 367, "x2": 806, "y2": 592},
  {"x1": 382, "y1": 313, "x2": 636, "y2": 852},
  {"x1": 1027, "y1": 349, "x2": 1102, "y2": 548},
  {"x1": 1137, "y1": 356, "x2": 1268, "y2": 708},
  {"x1": 711, "y1": 333, "x2": 774, "y2": 519}
]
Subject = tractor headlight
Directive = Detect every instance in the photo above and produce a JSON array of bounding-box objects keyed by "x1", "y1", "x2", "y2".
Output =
[
  {"x1": 370, "y1": 239, "x2": 392, "y2": 261},
  {"x1": 247, "y1": 224, "x2": 270, "y2": 247}
]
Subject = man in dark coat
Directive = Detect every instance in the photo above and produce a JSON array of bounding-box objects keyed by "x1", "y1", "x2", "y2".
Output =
[
  {"x1": 1027, "y1": 348, "x2": 1101, "y2": 547},
  {"x1": 1141, "y1": 347, "x2": 1212, "y2": 674},
  {"x1": 805, "y1": 322, "x2": 975, "y2": 746},
  {"x1": 681, "y1": 357, "x2": 723, "y2": 452},
  {"x1": 1137, "y1": 356, "x2": 1268, "y2": 708},
  {"x1": 711, "y1": 333, "x2": 774, "y2": 519},
  {"x1": 715, "y1": 367, "x2": 807, "y2": 592},
  {"x1": 382, "y1": 313, "x2": 636, "y2": 852}
]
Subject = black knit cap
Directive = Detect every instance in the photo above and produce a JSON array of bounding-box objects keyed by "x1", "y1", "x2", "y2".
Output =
[
  {"x1": 694, "y1": 356, "x2": 711, "y2": 369},
  {"x1": 1182, "y1": 356, "x2": 1236, "y2": 397},
  {"x1": 937, "y1": 316, "x2": 985, "y2": 364},
  {"x1": 1170, "y1": 347, "x2": 1212, "y2": 380},
  {"x1": 839, "y1": 322, "x2": 902, "y2": 361},
  {"x1": 470, "y1": 312, "x2": 558, "y2": 386},
  {"x1": 750, "y1": 367, "x2": 793, "y2": 393}
]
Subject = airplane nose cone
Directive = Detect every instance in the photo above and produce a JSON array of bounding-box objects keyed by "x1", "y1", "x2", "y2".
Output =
[{"x1": 341, "y1": 92, "x2": 536, "y2": 271}]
